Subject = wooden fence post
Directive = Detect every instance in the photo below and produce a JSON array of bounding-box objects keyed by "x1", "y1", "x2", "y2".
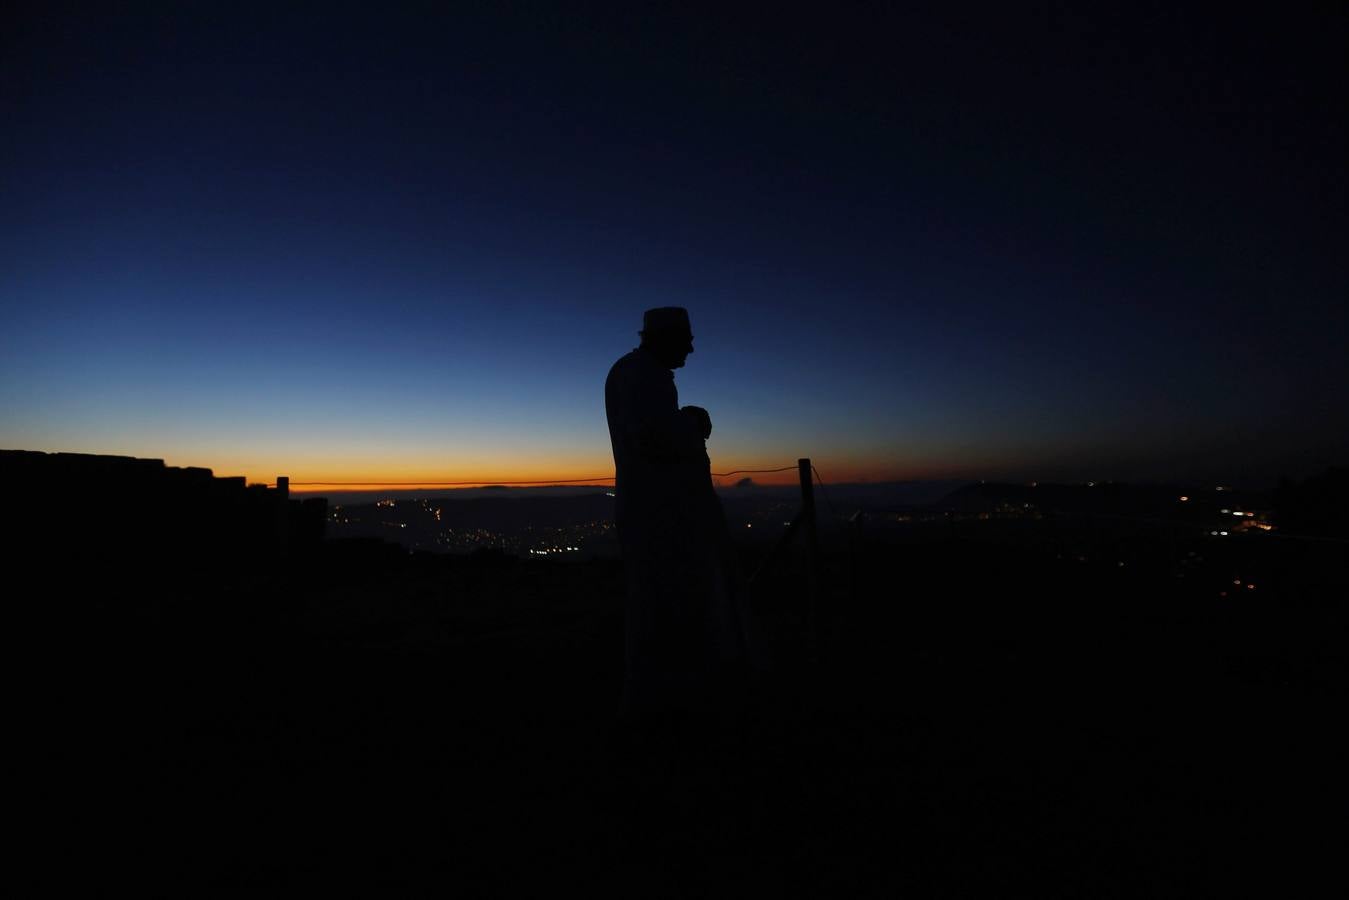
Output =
[{"x1": 276, "y1": 475, "x2": 290, "y2": 557}]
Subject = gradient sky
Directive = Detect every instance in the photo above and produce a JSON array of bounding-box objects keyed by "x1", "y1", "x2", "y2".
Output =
[{"x1": 3, "y1": 4, "x2": 1346, "y2": 488}]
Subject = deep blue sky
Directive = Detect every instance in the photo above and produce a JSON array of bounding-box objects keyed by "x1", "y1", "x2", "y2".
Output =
[{"x1": 3, "y1": 3, "x2": 1345, "y2": 486}]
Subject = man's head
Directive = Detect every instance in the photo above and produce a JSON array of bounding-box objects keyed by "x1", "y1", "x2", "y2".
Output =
[{"x1": 639, "y1": 307, "x2": 694, "y2": 369}]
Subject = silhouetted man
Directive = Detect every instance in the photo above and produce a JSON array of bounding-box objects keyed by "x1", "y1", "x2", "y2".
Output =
[{"x1": 606, "y1": 308, "x2": 742, "y2": 718}]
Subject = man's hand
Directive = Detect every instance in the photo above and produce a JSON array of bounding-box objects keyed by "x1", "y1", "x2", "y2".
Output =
[{"x1": 681, "y1": 405, "x2": 712, "y2": 440}]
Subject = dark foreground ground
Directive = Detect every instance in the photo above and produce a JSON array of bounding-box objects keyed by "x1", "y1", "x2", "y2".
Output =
[{"x1": 56, "y1": 521, "x2": 1342, "y2": 896}]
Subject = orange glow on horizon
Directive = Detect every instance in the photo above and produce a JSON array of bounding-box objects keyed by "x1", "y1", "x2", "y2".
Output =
[
  {"x1": 83, "y1": 447, "x2": 953, "y2": 493},
  {"x1": 287, "y1": 477, "x2": 615, "y2": 492},
  {"x1": 223, "y1": 460, "x2": 951, "y2": 491},
  {"x1": 164, "y1": 454, "x2": 621, "y2": 491}
]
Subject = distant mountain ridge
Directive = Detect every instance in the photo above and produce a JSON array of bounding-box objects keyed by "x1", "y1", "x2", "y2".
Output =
[{"x1": 305, "y1": 479, "x2": 971, "y2": 510}]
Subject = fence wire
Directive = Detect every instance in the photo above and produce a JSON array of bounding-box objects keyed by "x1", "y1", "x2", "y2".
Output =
[{"x1": 268, "y1": 463, "x2": 803, "y2": 488}]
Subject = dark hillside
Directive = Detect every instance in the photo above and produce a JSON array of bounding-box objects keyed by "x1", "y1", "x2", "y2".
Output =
[
  {"x1": 17, "y1": 452, "x2": 1341, "y2": 894},
  {"x1": 55, "y1": 534, "x2": 1342, "y2": 895}
]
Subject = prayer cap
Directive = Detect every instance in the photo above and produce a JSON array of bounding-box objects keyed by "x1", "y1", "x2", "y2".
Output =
[{"x1": 641, "y1": 307, "x2": 692, "y2": 336}]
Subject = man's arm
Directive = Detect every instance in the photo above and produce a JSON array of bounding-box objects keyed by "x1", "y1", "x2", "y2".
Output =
[{"x1": 611, "y1": 360, "x2": 704, "y2": 464}]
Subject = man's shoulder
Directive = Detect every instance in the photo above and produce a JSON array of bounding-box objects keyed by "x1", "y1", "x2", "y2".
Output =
[
  {"x1": 607, "y1": 348, "x2": 666, "y2": 383},
  {"x1": 609, "y1": 348, "x2": 641, "y2": 371}
]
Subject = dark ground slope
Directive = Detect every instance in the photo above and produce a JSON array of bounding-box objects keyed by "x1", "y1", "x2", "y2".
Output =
[{"x1": 57, "y1": 525, "x2": 1343, "y2": 896}]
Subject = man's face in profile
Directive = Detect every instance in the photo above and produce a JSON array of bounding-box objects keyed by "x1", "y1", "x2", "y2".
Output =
[{"x1": 648, "y1": 330, "x2": 694, "y2": 369}]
